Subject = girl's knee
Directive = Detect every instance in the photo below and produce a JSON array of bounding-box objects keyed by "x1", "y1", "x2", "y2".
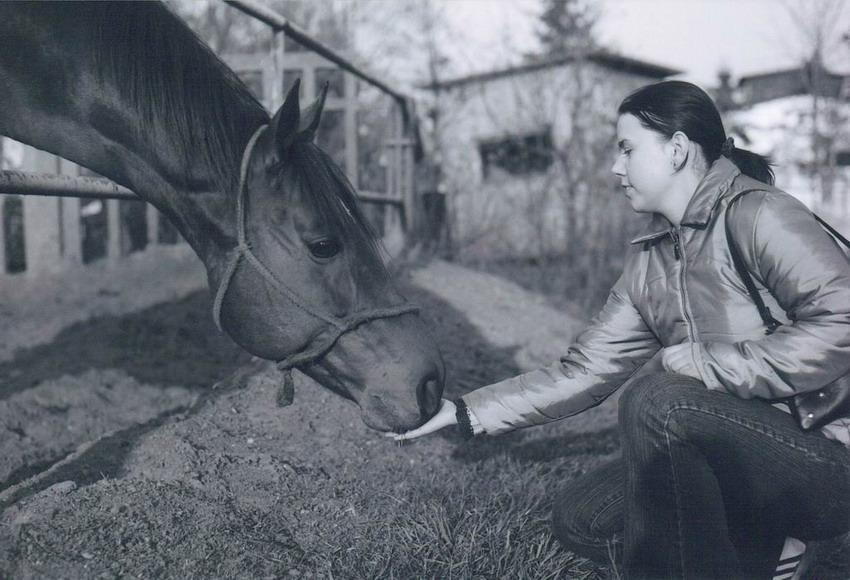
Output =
[
  {"x1": 550, "y1": 465, "x2": 623, "y2": 564},
  {"x1": 618, "y1": 372, "x2": 701, "y2": 431},
  {"x1": 552, "y1": 500, "x2": 619, "y2": 563}
]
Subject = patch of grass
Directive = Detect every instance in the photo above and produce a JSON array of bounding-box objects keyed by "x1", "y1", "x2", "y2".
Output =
[{"x1": 317, "y1": 456, "x2": 620, "y2": 579}]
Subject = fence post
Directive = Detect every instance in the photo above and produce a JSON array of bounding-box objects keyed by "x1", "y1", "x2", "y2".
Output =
[
  {"x1": 20, "y1": 146, "x2": 63, "y2": 274},
  {"x1": 59, "y1": 158, "x2": 81, "y2": 265},
  {"x1": 0, "y1": 190, "x2": 5, "y2": 277},
  {"x1": 107, "y1": 199, "x2": 121, "y2": 263},
  {"x1": 270, "y1": 29, "x2": 285, "y2": 111},
  {"x1": 344, "y1": 72, "x2": 359, "y2": 189},
  {"x1": 146, "y1": 204, "x2": 159, "y2": 245}
]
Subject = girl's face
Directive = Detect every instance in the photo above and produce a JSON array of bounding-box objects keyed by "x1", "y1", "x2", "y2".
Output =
[{"x1": 611, "y1": 114, "x2": 675, "y2": 215}]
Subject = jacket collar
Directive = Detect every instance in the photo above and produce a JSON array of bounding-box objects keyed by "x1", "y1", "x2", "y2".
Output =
[{"x1": 630, "y1": 157, "x2": 741, "y2": 244}]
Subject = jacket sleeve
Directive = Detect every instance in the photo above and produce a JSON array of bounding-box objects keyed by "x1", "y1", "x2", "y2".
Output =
[
  {"x1": 698, "y1": 190, "x2": 850, "y2": 399},
  {"x1": 461, "y1": 273, "x2": 660, "y2": 435}
]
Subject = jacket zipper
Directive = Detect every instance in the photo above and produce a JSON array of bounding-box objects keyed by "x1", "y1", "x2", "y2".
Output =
[
  {"x1": 672, "y1": 227, "x2": 699, "y2": 343},
  {"x1": 669, "y1": 229, "x2": 681, "y2": 260}
]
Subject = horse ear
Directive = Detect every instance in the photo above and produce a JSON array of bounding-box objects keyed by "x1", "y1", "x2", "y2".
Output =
[
  {"x1": 271, "y1": 79, "x2": 302, "y2": 154},
  {"x1": 295, "y1": 82, "x2": 329, "y2": 143}
]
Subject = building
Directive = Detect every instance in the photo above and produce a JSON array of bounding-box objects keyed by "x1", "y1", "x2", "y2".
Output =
[
  {"x1": 426, "y1": 51, "x2": 678, "y2": 259},
  {"x1": 723, "y1": 61, "x2": 850, "y2": 223}
]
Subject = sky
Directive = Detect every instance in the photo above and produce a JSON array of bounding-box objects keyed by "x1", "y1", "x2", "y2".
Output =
[{"x1": 441, "y1": 0, "x2": 850, "y2": 87}]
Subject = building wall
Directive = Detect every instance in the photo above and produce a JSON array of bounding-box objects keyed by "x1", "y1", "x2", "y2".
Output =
[{"x1": 434, "y1": 61, "x2": 667, "y2": 259}]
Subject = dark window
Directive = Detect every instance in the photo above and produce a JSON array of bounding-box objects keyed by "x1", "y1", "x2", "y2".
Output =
[
  {"x1": 479, "y1": 130, "x2": 555, "y2": 178},
  {"x1": 80, "y1": 199, "x2": 108, "y2": 264},
  {"x1": 283, "y1": 69, "x2": 303, "y2": 99},
  {"x1": 316, "y1": 109, "x2": 346, "y2": 171},
  {"x1": 237, "y1": 70, "x2": 264, "y2": 101},
  {"x1": 315, "y1": 68, "x2": 345, "y2": 99},
  {"x1": 78, "y1": 166, "x2": 109, "y2": 263},
  {"x1": 283, "y1": 34, "x2": 306, "y2": 53},
  {"x1": 120, "y1": 199, "x2": 148, "y2": 255},
  {"x1": 3, "y1": 195, "x2": 26, "y2": 273},
  {"x1": 836, "y1": 150, "x2": 850, "y2": 167},
  {"x1": 356, "y1": 109, "x2": 387, "y2": 194},
  {"x1": 158, "y1": 213, "x2": 180, "y2": 245}
]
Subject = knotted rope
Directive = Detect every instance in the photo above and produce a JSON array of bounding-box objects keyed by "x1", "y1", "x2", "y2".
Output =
[{"x1": 212, "y1": 124, "x2": 418, "y2": 406}]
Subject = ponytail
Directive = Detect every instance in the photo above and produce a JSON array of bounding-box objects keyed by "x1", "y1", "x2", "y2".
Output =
[
  {"x1": 720, "y1": 137, "x2": 774, "y2": 185},
  {"x1": 619, "y1": 81, "x2": 775, "y2": 185}
]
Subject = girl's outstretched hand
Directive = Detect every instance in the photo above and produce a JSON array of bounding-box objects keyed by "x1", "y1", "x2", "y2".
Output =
[{"x1": 386, "y1": 398, "x2": 457, "y2": 443}]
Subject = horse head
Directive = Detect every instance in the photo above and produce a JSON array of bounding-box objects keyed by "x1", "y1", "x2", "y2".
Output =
[
  {"x1": 210, "y1": 81, "x2": 445, "y2": 432},
  {"x1": 0, "y1": 1, "x2": 445, "y2": 433}
]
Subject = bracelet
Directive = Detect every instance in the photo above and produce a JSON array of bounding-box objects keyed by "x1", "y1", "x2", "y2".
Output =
[{"x1": 454, "y1": 398, "x2": 484, "y2": 439}]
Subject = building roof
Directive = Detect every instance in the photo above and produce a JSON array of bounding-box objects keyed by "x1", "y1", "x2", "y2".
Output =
[
  {"x1": 735, "y1": 62, "x2": 848, "y2": 105},
  {"x1": 423, "y1": 51, "x2": 681, "y2": 91},
  {"x1": 738, "y1": 66, "x2": 845, "y2": 86}
]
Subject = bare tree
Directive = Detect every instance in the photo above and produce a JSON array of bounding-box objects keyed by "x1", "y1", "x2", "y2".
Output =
[
  {"x1": 536, "y1": 0, "x2": 599, "y2": 56},
  {"x1": 776, "y1": 0, "x2": 850, "y2": 212},
  {"x1": 430, "y1": 0, "x2": 643, "y2": 308}
]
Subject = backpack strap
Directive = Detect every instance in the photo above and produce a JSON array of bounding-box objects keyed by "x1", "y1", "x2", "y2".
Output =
[
  {"x1": 725, "y1": 189, "x2": 850, "y2": 336},
  {"x1": 726, "y1": 190, "x2": 784, "y2": 335}
]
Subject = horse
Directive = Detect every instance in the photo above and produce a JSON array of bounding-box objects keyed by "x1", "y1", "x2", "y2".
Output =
[{"x1": 0, "y1": 1, "x2": 445, "y2": 432}]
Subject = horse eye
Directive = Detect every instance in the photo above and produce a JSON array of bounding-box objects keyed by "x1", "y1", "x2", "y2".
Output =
[{"x1": 307, "y1": 238, "x2": 342, "y2": 259}]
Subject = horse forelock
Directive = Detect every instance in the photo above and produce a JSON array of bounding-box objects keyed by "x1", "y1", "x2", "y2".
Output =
[
  {"x1": 276, "y1": 143, "x2": 388, "y2": 273},
  {"x1": 89, "y1": 1, "x2": 268, "y2": 190}
]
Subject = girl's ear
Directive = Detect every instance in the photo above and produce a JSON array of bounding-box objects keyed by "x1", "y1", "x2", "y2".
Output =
[{"x1": 669, "y1": 131, "x2": 691, "y2": 170}]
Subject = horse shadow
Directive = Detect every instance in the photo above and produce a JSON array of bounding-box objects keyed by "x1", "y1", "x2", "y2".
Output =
[
  {"x1": 0, "y1": 290, "x2": 251, "y2": 402},
  {"x1": 397, "y1": 278, "x2": 621, "y2": 468}
]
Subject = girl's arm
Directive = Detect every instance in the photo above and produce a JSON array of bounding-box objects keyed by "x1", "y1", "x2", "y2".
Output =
[
  {"x1": 699, "y1": 190, "x2": 850, "y2": 399},
  {"x1": 459, "y1": 273, "x2": 660, "y2": 436}
]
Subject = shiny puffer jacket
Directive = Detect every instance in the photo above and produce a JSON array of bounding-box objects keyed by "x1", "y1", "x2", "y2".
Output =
[{"x1": 462, "y1": 158, "x2": 850, "y2": 446}]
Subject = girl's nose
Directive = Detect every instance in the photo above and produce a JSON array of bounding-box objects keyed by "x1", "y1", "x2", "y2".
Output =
[{"x1": 611, "y1": 156, "x2": 625, "y2": 176}]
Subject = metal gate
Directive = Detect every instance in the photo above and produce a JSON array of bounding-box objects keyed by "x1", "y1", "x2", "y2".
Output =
[{"x1": 0, "y1": 0, "x2": 417, "y2": 276}]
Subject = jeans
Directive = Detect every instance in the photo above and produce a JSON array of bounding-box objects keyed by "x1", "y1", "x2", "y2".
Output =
[{"x1": 552, "y1": 372, "x2": 850, "y2": 580}]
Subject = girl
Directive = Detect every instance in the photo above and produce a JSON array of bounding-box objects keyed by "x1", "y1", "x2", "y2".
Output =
[{"x1": 392, "y1": 81, "x2": 850, "y2": 579}]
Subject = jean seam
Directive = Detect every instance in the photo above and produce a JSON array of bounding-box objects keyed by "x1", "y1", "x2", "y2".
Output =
[
  {"x1": 665, "y1": 402, "x2": 844, "y2": 465},
  {"x1": 663, "y1": 408, "x2": 687, "y2": 578},
  {"x1": 661, "y1": 401, "x2": 847, "y2": 578},
  {"x1": 588, "y1": 488, "x2": 623, "y2": 537}
]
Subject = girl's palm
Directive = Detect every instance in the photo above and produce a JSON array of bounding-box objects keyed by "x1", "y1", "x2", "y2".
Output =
[{"x1": 387, "y1": 399, "x2": 457, "y2": 442}]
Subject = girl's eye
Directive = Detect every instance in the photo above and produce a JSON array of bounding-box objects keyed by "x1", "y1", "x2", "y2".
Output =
[{"x1": 307, "y1": 238, "x2": 342, "y2": 259}]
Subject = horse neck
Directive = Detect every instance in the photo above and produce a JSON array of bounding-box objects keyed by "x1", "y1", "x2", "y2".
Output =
[{"x1": 0, "y1": 3, "x2": 268, "y2": 263}]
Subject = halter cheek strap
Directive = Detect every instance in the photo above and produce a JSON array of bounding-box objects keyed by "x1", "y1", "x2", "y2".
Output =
[{"x1": 212, "y1": 124, "x2": 419, "y2": 406}]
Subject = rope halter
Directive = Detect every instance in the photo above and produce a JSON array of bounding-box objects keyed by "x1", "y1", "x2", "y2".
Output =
[{"x1": 212, "y1": 124, "x2": 419, "y2": 406}]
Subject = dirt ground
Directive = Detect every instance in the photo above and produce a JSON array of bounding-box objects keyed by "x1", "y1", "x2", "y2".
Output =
[
  {"x1": 0, "y1": 257, "x2": 847, "y2": 578},
  {"x1": 0, "y1": 257, "x2": 603, "y2": 578}
]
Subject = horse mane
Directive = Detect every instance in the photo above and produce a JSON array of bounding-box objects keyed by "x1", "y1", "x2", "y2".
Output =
[
  {"x1": 85, "y1": 2, "x2": 383, "y2": 262},
  {"x1": 90, "y1": 1, "x2": 268, "y2": 189},
  {"x1": 283, "y1": 143, "x2": 387, "y2": 270}
]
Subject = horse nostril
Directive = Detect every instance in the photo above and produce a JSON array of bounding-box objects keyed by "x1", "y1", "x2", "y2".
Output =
[{"x1": 417, "y1": 372, "x2": 442, "y2": 421}]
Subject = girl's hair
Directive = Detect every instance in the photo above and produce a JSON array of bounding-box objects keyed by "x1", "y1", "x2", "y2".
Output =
[{"x1": 618, "y1": 80, "x2": 774, "y2": 185}]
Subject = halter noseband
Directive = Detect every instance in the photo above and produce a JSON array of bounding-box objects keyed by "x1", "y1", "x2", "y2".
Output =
[{"x1": 212, "y1": 124, "x2": 419, "y2": 405}]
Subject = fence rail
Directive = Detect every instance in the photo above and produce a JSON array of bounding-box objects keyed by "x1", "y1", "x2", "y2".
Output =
[
  {"x1": 0, "y1": 0, "x2": 418, "y2": 278},
  {"x1": 223, "y1": 0, "x2": 411, "y2": 114},
  {"x1": 0, "y1": 170, "x2": 137, "y2": 201},
  {"x1": 0, "y1": 171, "x2": 408, "y2": 212}
]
